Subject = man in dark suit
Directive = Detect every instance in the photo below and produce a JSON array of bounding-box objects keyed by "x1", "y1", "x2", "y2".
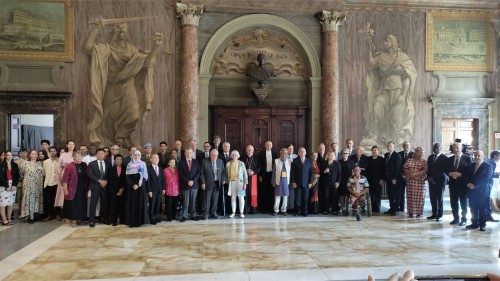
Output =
[
  {"x1": 241, "y1": 145, "x2": 262, "y2": 214},
  {"x1": 184, "y1": 140, "x2": 203, "y2": 164},
  {"x1": 349, "y1": 146, "x2": 368, "y2": 176},
  {"x1": 158, "y1": 141, "x2": 170, "y2": 168},
  {"x1": 146, "y1": 154, "x2": 164, "y2": 225},
  {"x1": 447, "y1": 142, "x2": 473, "y2": 226},
  {"x1": 317, "y1": 143, "x2": 327, "y2": 167},
  {"x1": 87, "y1": 148, "x2": 111, "y2": 227},
  {"x1": 465, "y1": 150, "x2": 494, "y2": 231},
  {"x1": 291, "y1": 147, "x2": 313, "y2": 216},
  {"x1": 201, "y1": 142, "x2": 212, "y2": 161},
  {"x1": 178, "y1": 148, "x2": 200, "y2": 222},
  {"x1": 211, "y1": 135, "x2": 223, "y2": 154},
  {"x1": 426, "y1": 143, "x2": 448, "y2": 221},
  {"x1": 200, "y1": 149, "x2": 226, "y2": 219},
  {"x1": 259, "y1": 141, "x2": 277, "y2": 213},
  {"x1": 384, "y1": 141, "x2": 402, "y2": 215},
  {"x1": 397, "y1": 141, "x2": 415, "y2": 212},
  {"x1": 218, "y1": 142, "x2": 232, "y2": 214}
]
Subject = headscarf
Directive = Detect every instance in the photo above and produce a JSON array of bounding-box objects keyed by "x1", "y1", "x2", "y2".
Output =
[{"x1": 126, "y1": 152, "x2": 148, "y2": 181}]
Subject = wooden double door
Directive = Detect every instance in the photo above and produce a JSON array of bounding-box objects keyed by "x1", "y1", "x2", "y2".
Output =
[{"x1": 211, "y1": 106, "x2": 307, "y2": 153}]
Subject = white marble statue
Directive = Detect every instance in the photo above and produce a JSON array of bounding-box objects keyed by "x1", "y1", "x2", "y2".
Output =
[{"x1": 360, "y1": 34, "x2": 417, "y2": 148}]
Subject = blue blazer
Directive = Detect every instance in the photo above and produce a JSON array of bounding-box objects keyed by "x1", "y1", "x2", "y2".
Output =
[
  {"x1": 291, "y1": 157, "x2": 312, "y2": 188},
  {"x1": 465, "y1": 162, "x2": 493, "y2": 197}
]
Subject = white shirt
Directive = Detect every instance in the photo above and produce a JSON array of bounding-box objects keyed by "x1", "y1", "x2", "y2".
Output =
[
  {"x1": 266, "y1": 150, "x2": 272, "y2": 172},
  {"x1": 82, "y1": 155, "x2": 97, "y2": 165}
]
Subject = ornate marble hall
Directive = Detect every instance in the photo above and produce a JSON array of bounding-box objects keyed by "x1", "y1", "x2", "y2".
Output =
[{"x1": 0, "y1": 0, "x2": 498, "y2": 280}]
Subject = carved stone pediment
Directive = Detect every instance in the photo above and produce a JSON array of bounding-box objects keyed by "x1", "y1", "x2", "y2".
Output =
[{"x1": 212, "y1": 28, "x2": 307, "y2": 78}]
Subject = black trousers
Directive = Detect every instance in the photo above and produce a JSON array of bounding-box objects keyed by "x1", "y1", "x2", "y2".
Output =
[
  {"x1": 387, "y1": 180, "x2": 399, "y2": 212},
  {"x1": 319, "y1": 186, "x2": 330, "y2": 213},
  {"x1": 148, "y1": 191, "x2": 161, "y2": 222},
  {"x1": 165, "y1": 195, "x2": 179, "y2": 221},
  {"x1": 43, "y1": 185, "x2": 58, "y2": 217},
  {"x1": 294, "y1": 187, "x2": 309, "y2": 216},
  {"x1": 108, "y1": 190, "x2": 121, "y2": 224},
  {"x1": 428, "y1": 181, "x2": 445, "y2": 218},
  {"x1": 203, "y1": 184, "x2": 220, "y2": 218},
  {"x1": 259, "y1": 172, "x2": 274, "y2": 213},
  {"x1": 368, "y1": 180, "x2": 381, "y2": 213},
  {"x1": 89, "y1": 187, "x2": 104, "y2": 223},
  {"x1": 398, "y1": 179, "x2": 406, "y2": 211},
  {"x1": 449, "y1": 183, "x2": 468, "y2": 221}
]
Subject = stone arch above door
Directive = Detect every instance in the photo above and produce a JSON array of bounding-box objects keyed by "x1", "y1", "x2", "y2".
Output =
[{"x1": 198, "y1": 14, "x2": 321, "y2": 148}]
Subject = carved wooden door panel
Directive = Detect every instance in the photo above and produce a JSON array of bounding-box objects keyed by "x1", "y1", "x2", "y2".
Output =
[{"x1": 212, "y1": 107, "x2": 307, "y2": 153}]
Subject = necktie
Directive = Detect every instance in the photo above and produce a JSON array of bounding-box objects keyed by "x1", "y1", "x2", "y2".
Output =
[
  {"x1": 212, "y1": 161, "x2": 217, "y2": 181},
  {"x1": 225, "y1": 154, "x2": 229, "y2": 161},
  {"x1": 301, "y1": 158, "x2": 304, "y2": 164},
  {"x1": 155, "y1": 165, "x2": 159, "y2": 176},
  {"x1": 434, "y1": 154, "x2": 438, "y2": 163},
  {"x1": 404, "y1": 152, "x2": 408, "y2": 160},
  {"x1": 99, "y1": 161, "x2": 104, "y2": 178},
  {"x1": 188, "y1": 160, "x2": 192, "y2": 171},
  {"x1": 474, "y1": 163, "x2": 480, "y2": 173},
  {"x1": 454, "y1": 156, "x2": 460, "y2": 170}
]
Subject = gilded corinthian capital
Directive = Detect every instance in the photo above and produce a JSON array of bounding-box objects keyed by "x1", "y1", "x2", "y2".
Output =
[
  {"x1": 176, "y1": 3, "x2": 204, "y2": 27},
  {"x1": 318, "y1": 10, "x2": 347, "y2": 32}
]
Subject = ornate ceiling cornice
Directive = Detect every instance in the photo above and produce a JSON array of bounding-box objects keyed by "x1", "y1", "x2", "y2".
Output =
[{"x1": 181, "y1": 0, "x2": 497, "y2": 14}]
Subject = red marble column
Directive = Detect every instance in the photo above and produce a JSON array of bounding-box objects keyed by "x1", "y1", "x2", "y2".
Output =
[
  {"x1": 176, "y1": 3, "x2": 203, "y2": 145},
  {"x1": 318, "y1": 11, "x2": 346, "y2": 146}
]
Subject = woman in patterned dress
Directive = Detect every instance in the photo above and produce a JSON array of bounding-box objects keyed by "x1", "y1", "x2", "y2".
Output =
[
  {"x1": 227, "y1": 150, "x2": 248, "y2": 218},
  {"x1": 20, "y1": 149, "x2": 44, "y2": 223},
  {"x1": 309, "y1": 152, "x2": 321, "y2": 214},
  {"x1": 403, "y1": 147, "x2": 428, "y2": 218}
]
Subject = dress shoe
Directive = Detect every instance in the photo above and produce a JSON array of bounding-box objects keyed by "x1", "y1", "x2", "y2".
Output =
[
  {"x1": 180, "y1": 218, "x2": 186, "y2": 222},
  {"x1": 42, "y1": 216, "x2": 53, "y2": 222},
  {"x1": 459, "y1": 221, "x2": 467, "y2": 226},
  {"x1": 55, "y1": 215, "x2": 62, "y2": 221},
  {"x1": 465, "y1": 223, "x2": 479, "y2": 229},
  {"x1": 282, "y1": 212, "x2": 287, "y2": 216},
  {"x1": 150, "y1": 221, "x2": 157, "y2": 225},
  {"x1": 427, "y1": 215, "x2": 437, "y2": 220},
  {"x1": 487, "y1": 217, "x2": 499, "y2": 222},
  {"x1": 112, "y1": 222, "x2": 117, "y2": 226},
  {"x1": 89, "y1": 222, "x2": 95, "y2": 228},
  {"x1": 449, "y1": 219, "x2": 459, "y2": 225},
  {"x1": 479, "y1": 225, "x2": 486, "y2": 231},
  {"x1": 435, "y1": 217, "x2": 442, "y2": 222},
  {"x1": 28, "y1": 219, "x2": 35, "y2": 224},
  {"x1": 191, "y1": 217, "x2": 199, "y2": 221},
  {"x1": 229, "y1": 213, "x2": 235, "y2": 218},
  {"x1": 209, "y1": 215, "x2": 219, "y2": 219}
]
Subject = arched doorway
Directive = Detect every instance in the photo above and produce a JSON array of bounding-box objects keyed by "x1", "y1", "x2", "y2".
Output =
[{"x1": 199, "y1": 14, "x2": 321, "y2": 151}]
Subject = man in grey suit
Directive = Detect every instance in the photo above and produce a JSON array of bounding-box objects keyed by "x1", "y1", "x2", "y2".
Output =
[{"x1": 200, "y1": 149, "x2": 226, "y2": 219}]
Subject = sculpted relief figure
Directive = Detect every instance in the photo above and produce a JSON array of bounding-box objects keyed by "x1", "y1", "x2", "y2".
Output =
[
  {"x1": 361, "y1": 34, "x2": 417, "y2": 148},
  {"x1": 83, "y1": 19, "x2": 162, "y2": 147},
  {"x1": 247, "y1": 53, "x2": 275, "y2": 88}
]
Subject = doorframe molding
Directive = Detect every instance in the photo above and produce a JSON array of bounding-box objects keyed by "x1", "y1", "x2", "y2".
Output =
[
  {"x1": 199, "y1": 14, "x2": 321, "y2": 149},
  {"x1": 0, "y1": 91, "x2": 71, "y2": 150}
]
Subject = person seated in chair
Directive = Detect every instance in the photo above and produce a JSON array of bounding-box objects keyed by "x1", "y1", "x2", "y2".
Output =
[{"x1": 347, "y1": 165, "x2": 370, "y2": 221}]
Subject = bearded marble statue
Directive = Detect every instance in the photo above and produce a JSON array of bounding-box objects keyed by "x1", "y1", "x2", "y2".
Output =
[
  {"x1": 360, "y1": 34, "x2": 417, "y2": 148},
  {"x1": 83, "y1": 20, "x2": 162, "y2": 147}
]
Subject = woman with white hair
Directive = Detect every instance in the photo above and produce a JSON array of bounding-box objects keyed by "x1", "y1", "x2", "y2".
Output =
[{"x1": 227, "y1": 150, "x2": 248, "y2": 218}]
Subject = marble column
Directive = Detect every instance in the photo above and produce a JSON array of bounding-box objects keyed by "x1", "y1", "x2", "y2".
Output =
[
  {"x1": 176, "y1": 3, "x2": 203, "y2": 145},
  {"x1": 318, "y1": 10, "x2": 346, "y2": 146}
]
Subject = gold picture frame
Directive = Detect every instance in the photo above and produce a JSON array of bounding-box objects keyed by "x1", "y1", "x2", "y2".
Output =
[
  {"x1": 426, "y1": 10, "x2": 493, "y2": 72},
  {"x1": 0, "y1": 0, "x2": 74, "y2": 62}
]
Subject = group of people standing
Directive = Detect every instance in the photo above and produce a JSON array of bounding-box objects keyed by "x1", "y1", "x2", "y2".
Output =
[{"x1": 0, "y1": 136, "x2": 498, "y2": 231}]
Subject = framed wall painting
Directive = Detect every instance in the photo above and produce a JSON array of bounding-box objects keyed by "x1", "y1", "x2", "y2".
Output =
[
  {"x1": 0, "y1": 0, "x2": 74, "y2": 62},
  {"x1": 426, "y1": 11, "x2": 493, "y2": 72}
]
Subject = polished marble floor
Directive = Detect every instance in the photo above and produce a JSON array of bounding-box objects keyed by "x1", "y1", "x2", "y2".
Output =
[{"x1": 0, "y1": 210, "x2": 498, "y2": 281}]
